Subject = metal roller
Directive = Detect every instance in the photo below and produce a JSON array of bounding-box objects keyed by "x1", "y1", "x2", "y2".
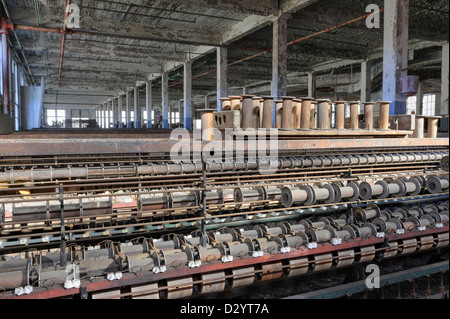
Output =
[
  {"x1": 441, "y1": 156, "x2": 449, "y2": 172},
  {"x1": 125, "y1": 253, "x2": 155, "y2": 272},
  {"x1": 171, "y1": 191, "x2": 198, "y2": 208},
  {"x1": 311, "y1": 184, "x2": 335, "y2": 203},
  {"x1": 260, "y1": 262, "x2": 284, "y2": 281},
  {"x1": 392, "y1": 208, "x2": 409, "y2": 220},
  {"x1": 287, "y1": 257, "x2": 309, "y2": 277},
  {"x1": 373, "y1": 218, "x2": 402, "y2": 234},
  {"x1": 383, "y1": 241, "x2": 400, "y2": 259},
  {"x1": 357, "y1": 246, "x2": 376, "y2": 263},
  {"x1": 409, "y1": 206, "x2": 424, "y2": 218},
  {"x1": 418, "y1": 235, "x2": 435, "y2": 251},
  {"x1": 281, "y1": 185, "x2": 315, "y2": 208},
  {"x1": 83, "y1": 247, "x2": 114, "y2": 261},
  {"x1": 253, "y1": 238, "x2": 279, "y2": 255},
  {"x1": 332, "y1": 182, "x2": 359, "y2": 202},
  {"x1": 435, "y1": 232, "x2": 449, "y2": 248},
  {"x1": 278, "y1": 233, "x2": 308, "y2": 249},
  {"x1": 354, "y1": 204, "x2": 381, "y2": 223},
  {"x1": 131, "y1": 283, "x2": 160, "y2": 299},
  {"x1": 400, "y1": 238, "x2": 418, "y2": 255},
  {"x1": 230, "y1": 267, "x2": 256, "y2": 288},
  {"x1": 336, "y1": 225, "x2": 357, "y2": 241},
  {"x1": 166, "y1": 276, "x2": 194, "y2": 299},
  {"x1": 200, "y1": 272, "x2": 226, "y2": 295},
  {"x1": 152, "y1": 236, "x2": 180, "y2": 251},
  {"x1": 305, "y1": 225, "x2": 337, "y2": 243},
  {"x1": 0, "y1": 263, "x2": 30, "y2": 291},
  {"x1": 164, "y1": 249, "x2": 189, "y2": 270},
  {"x1": 223, "y1": 239, "x2": 254, "y2": 259},
  {"x1": 236, "y1": 227, "x2": 263, "y2": 239},
  {"x1": 197, "y1": 245, "x2": 224, "y2": 264},
  {"x1": 259, "y1": 224, "x2": 288, "y2": 236},
  {"x1": 426, "y1": 176, "x2": 449, "y2": 194},
  {"x1": 359, "y1": 180, "x2": 389, "y2": 200},
  {"x1": 139, "y1": 194, "x2": 169, "y2": 211},
  {"x1": 352, "y1": 223, "x2": 377, "y2": 239},
  {"x1": 234, "y1": 187, "x2": 265, "y2": 207},
  {"x1": 334, "y1": 250, "x2": 355, "y2": 268},
  {"x1": 311, "y1": 253, "x2": 333, "y2": 272},
  {"x1": 91, "y1": 289, "x2": 121, "y2": 299}
]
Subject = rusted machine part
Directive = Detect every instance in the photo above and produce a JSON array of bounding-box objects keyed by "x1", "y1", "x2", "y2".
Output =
[
  {"x1": 334, "y1": 101, "x2": 346, "y2": 130},
  {"x1": 252, "y1": 97, "x2": 262, "y2": 129},
  {"x1": 0, "y1": 260, "x2": 30, "y2": 290},
  {"x1": 305, "y1": 225, "x2": 337, "y2": 243},
  {"x1": 200, "y1": 271, "x2": 226, "y2": 295},
  {"x1": 359, "y1": 180, "x2": 388, "y2": 200},
  {"x1": 409, "y1": 206, "x2": 424, "y2": 218},
  {"x1": 310, "y1": 101, "x2": 317, "y2": 128},
  {"x1": 293, "y1": 99, "x2": 302, "y2": 129},
  {"x1": 200, "y1": 109, "x2": 215, "y2": 142},
  {"x1": 83, "y1": 247, "x2": 115, "y2": 261},
  {"x1": 378, "y1": 101, "x2": 391, "y2": 130},
  {"x1": 413, "y1": 117, "x2": 425, "y2": 138},
  {"x1": 230, "y1": 266, "x2": 256, "y2": 288},
  {"x1": 241, "y1": 95, "x2": 255, "y2": 130},
  {"x1": 139, "y1": 194, "x2": 169, "y2": 211},
  {"x1": 274, "y1": 100, "x2": 283, "y2": 128},
  {"x1": 253, "y1": 237, "x2": 279, "y2": 255},
  {"x1": 197, "y1": 245, "x2": 224, "y2": 264},
  {"x1": 284, "y1": 222, "x2": 307, "y2": 234},
  {"x1": 219, "y1": 98, "x2": 232, "y2": 111},
  {"x1": 261, "y1": 96, "x2": 274, "y2": 129},
  {"x1": 438, "y1": 201, "x2": 449, "y2": 211},
  {"x1": 229, "y1": 96, "x2": 242, "y2": 111},
  {"x1": 281, "y1": 96, "x2": 295, "y2": 129},
  {"x1": 171, "y1": 191, "x2": 198, "y2": 208},
  {"x1": 354, "y1": 204, "x2": 381, "y2": 223},
  {"x1": 300, "y1": 98, "x2": 313, "y2": 129},
  {"x1": 332, "y1": 182, "x2": 360, "y2": 202},
  {"x1": 222, "y1": 239, "x2": 254, "y2": 259},
  {"x1": 428, "y1": 210, "x2": 449, "y2": 225},
  {"x1": 317, "y1": 99, "x2": 331, "y2": 130},
  {"x1": 281, "y1": 185, "x2": 315, "y2": 208},
  {"x1": 363, "y1": 102, "x2": 374, "y2": 130},
  {"x1": 260, "y1": 261, "x2": 284, "y2": 281},
  {"x1": 426, "y1": 175, "x2": 449, "y2": 194},
  {"x1": 349, "y1": 102, "x2": 360, "y2": 130}
]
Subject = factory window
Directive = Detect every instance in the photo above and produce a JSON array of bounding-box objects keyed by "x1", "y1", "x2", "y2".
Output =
[
  {"x1": 422, "y1": 94, "x2": 436, "y2": 116},
  {"x1": 72, "y1": 110, "x2": 90, "y2": 128},
  {"x1": 46, "y1": 109, "x2": 66, "y2": 127},
  {"x1": 406, "y1": 96, "x2": 417, "y2": 114},
  {"x1": 143, "y1": 110, "x2": 155, "y2": 125}
]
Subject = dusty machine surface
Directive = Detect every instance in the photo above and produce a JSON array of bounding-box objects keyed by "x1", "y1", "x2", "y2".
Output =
[{"x1": 0, "y1": 99, "x2": 448, "y2": 300}]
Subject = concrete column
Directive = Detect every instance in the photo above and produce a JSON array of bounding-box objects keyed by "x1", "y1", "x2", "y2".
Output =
[
  {"x1": 134, "y1": 87, "x2": 141, "y2": 128},
  {"x1": 184, "y1": 60, "x2": 193, "y2": 130},
  {"x1": 146, "y1": 81, "x2": 153, "y2": 128},
  {"x1": 99, "y1": 105, "x2": 102, "y2": 128},
  {"x1": 308, "y1": 72, "x2": 316, "y2": 98},
  {"x1": 272, "y1": 15, "x2": 288, "y2": 101},
  {"x1": 112, "y1": 98, "x2": 117, "y2": 128},
  {"x1": 126, "y1": 91, "x2": 132, "y2": 128},
  {"x1": 360, "y1": 60, "x2": 372, "y2": 103},
  {"x1": 416, "y1": 82, "x2": 424, "y2": 114},
  {"x1": 440, "y1": 43, "x2": 449, "y2": 117},
  {"x1": 108, "y1": 100, "x2": 113, "y2": 128},
  {"x1": 217, "y1": 47, "x2": 228, "y2": 111},
  {"x1": 118, "y1": 95, "x2": 123, "y2": 128},
  {"x1": 382, "y1": 0, "x2": 409, "y2": 115},
  {"x1": 162, "y1": 72, "x2": 169, "y2": 129}
]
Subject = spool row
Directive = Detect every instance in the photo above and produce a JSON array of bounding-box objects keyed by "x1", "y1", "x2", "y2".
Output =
[{"x1": 1, "y1": 203, "x2": 448, "y2": 297}]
